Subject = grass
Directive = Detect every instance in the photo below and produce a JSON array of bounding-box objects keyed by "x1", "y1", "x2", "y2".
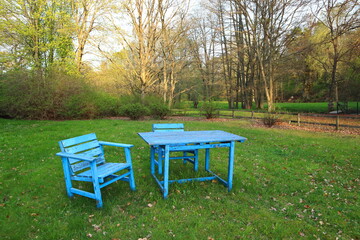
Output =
[
  {"x1": 275, "y1": 102, "x2": 359, "y2": 114},
  {"x1": 176, "y1": 101, "x2": 359, "y2": 114},
  {"x1": 1, "y1": 118, "x2": 359, "y2": 239}
]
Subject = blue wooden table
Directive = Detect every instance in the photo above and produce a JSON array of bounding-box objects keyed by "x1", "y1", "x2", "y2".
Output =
[{"x1": 138, "y1": 130, "x2": 247, "y2": 198}]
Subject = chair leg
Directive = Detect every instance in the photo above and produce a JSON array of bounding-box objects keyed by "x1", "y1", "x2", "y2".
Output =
[
  {"x1": 93, "y1": 181, "x2": 103, "y2": 208},
  {"x1": 90, "y1": 162, "x2": 103, "y2": 208},
  {"x1": 61, "y1": 158, "x2": 74, "y2": 198},
  {"x1": 194, "y1": 150, "x2": 199, "y2": 172},
  {"x1": 129, "y1": 166, "x2": 136, "y2": 191},
  {"x1": 183, "y1": 150, "x2": 198, "y2": 171},
  {"x1": 125, "y1": 147, "x2": 136, "y2": 191},
  {"x1": 183, "y1": 151, "x2": 188, "y2": 164}
]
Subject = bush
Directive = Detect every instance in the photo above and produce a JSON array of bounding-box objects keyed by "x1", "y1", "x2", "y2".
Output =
[
  {"x1": 201, "y1": 101, "x2": 217, "y2": 119},
  {"x1": 61, "y1": 93, "x2": 99, "y2": 119},
  {"x1": 118, "y1": 94, "x2": 169, "y2": 119},
  {"x1": 262, "y1": 113, "x2": 280, "y2": 127},
  {"x1": 0, "y1": 67, "x2": 127, "y2": 120},
  {"x1": 120, "y1": 103, "x2": 149, "y2": 120},
  {"x1": 92, "y1": 93, "x2": 122, "y2": 117},
  {"x1": 149, "y1": 103, "x2": 171, "y2": 119},
  {"x1": 0, "y1": 70, "x2": 59, "y2": 119}
]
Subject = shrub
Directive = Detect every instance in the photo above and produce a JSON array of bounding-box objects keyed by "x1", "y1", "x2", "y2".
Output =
[
  {"x1": 119, "y1": 94, "x2": 163, "y2": 106},
  {"x1": 149, "y1": 103, "x2": 171, "y2": 119},
  {"x1": 62, "y1": 93, "x2": 100, "y2": 119},
  {"x1": 201, "y1": 101, "x2": 217, "y2": 119},
  {"x1": 262, "y1": 113, "x2": 280, "y2": 127},
  {"x1": 120, "y1": 103, "x2": 149, "y2": 120},
  {"x1": 142, "y1": 94, "x2": 164, "y2": 106},
  {"x1": 92, "y1": 93, "x2": 121, "y2": 117},
  {"x1": 0, "y1": 70, "x2": 59, "y2": 119}
]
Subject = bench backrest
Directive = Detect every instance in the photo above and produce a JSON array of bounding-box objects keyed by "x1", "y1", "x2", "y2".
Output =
[
  {"x1": 58, "y1": 133, "x2": 105, "y2": 175},
  {"x1": 152, "y1": 123, "x2": 185, "y2": 132}
]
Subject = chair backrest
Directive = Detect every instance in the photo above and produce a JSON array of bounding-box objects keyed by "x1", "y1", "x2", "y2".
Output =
[
  {"x1": 152, "y1": 123, "x2": 185, "y2": 132},
  {"x1": 58, "y1": 133, "x2": 105, "y2": 175}
]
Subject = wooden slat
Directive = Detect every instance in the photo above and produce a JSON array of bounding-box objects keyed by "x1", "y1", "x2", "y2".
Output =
[
  {"x1": 78, "y1": 163, "x2": 130, "y2": 178},
  {"x1": 60, "y1": 133, "x2": 97, "y2": 148},
  {"x1": 99, "y1": 172, "x2": 131, "y2": 188},
  {"x1": 139, "y1": 130, "x2": 247, "y2": 145},
  {"x1": 153, "y1": 129, "x2": 184, "y2": 132},
  {"x1": 64, "y1": 140, "x2": 100, "y2": 154},
  {"x1": 70, "y1": 188, "x2": 96, "y2": 199},
  {"x1": 71, "y1": 157, "x2": 105, "y2": 173},
  {"x1": 170, "y1": 143, "x2": 231, "y2": 151},
  {"x1": 67, "y1": 147, "x2": 104, "y2": 168},
  {"x1": 71, "y1": 161, "x2": 91, "y2": 172},
  {"x1": 152, "y1": 123, "x2": 184, "y2": 132},
  {"x1": 81, "y1": 148, "x2": 103, "y2": 158},
  {"x1": 99, "y1": 141, "x2": 133, "y2": 148}
]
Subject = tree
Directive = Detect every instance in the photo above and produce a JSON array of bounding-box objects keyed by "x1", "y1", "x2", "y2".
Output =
[
  {"x1": 0, "y1": 0, "x2": 74, "y2": 73},
  {"x1": 157, "y1": 0, "x2": 191, "y2": 107},
  {"x1": 71, "y1": 0, "x2": 115, "y2": 72},
  {"x1": 120, "y1": 0, "x2": 161, "y2": 101},
  {"x1": 314, "y1": 0, "x2": 360, "y2": 110},
  {"x1": 243, "y1": 0, "x2": 307, "y2": 112},
  {"x1": 119, "y1": 0, "x2": 192, "y2": 103},
  {"x1": 188, "y1": 14, "x2": 219, "y2": 101}
]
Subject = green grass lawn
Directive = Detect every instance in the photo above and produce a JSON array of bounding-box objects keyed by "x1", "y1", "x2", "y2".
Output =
[
  {"x1": 178, "y1": 101, "x2": 359, "y2": 114},
  {"x1": 275, "y1": 102, "x2": 359, "y2": 114},
  {"x1": 1, "y1": 118, "x2": 359, "y2": 239}
]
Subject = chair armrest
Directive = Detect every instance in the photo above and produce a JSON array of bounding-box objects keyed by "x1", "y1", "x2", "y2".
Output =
[
  {"x1": 56, "y1": 152, "x2": 96, "y2": 162},
  {"x1": 98, "y1": 141, "x2": 134, "y2": 148}
]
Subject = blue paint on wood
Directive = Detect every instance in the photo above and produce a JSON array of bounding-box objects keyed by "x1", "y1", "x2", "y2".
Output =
[
  {"x1": 56, "y1": 133, "x2": 136, "y2": 208},
  {"x1": 138, "y1": 129, "x2": 247, "y2": 198},
  {"x1": 138, "y1": 130, "x2": 247, "y2": 145},
  {"x1": 163, "y1": 144, "x2": 170, "y2": 199},
  {"x1": 169, "y1": 143, "x2": 231, "y2": 151},
  {"x1": 152, "y1": 123, "x2": 184, "y2": 132},
  {"x1": 150, "y1": 146, "x2": 155, "y2": 175},
  {"x1": 151, "y1": 123, "x2": 199, "y2": 175},
  {"x1": 161, "y1": 176, "x2": 217, "y2": 184},
  {"x1": 205, "y1": 147, "x2": 210, "y2": 171},
  {"x1": 227, "y1": 141, "x2": 235, "y2": 191}
]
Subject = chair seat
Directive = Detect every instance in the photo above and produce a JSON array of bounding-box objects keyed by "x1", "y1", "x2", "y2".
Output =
[{"x1": 78, "y1": 162, "x2": 131, "y2": 179}]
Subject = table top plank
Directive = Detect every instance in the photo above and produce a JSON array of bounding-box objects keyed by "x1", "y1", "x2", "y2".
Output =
[{"x1": 138, "y1": 130, "x2": 246, "y2": 146}]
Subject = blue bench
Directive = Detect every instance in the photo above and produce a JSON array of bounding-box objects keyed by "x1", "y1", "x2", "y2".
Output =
[{"x1": 56, "y1": 133, "x2": 136, "y2": 208}]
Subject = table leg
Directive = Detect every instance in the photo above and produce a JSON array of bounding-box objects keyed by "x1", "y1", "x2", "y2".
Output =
[
  {"x1": 227, "y1": 141, "x2": 235, "y2": 191},
  {"x1": 205, "y1": 146, "x2": 210, "y2": 171},
  {"x1": 163, "y1": 145, "x2": 170, "y2": 198},
  {"x1": 150, "y1": 146, "x2": 155, "y2": 175}
]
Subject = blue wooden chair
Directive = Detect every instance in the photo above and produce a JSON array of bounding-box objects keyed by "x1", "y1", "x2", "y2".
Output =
[
  {"x1": 56, "y1": 133, "x2": 136, "y2": 208},
  {"x1": 152, "y1": 123, "x2": 199, "y2": 174}
]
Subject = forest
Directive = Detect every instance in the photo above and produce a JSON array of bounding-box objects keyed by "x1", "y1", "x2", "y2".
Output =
[{"x1": 0, "y1": 0, "x2": 359, "y2": 119}]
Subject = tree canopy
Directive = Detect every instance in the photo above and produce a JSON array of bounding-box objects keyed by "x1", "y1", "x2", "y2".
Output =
[{"x1": 0, "y1": 0, "x2": 359, "y2": 119}]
